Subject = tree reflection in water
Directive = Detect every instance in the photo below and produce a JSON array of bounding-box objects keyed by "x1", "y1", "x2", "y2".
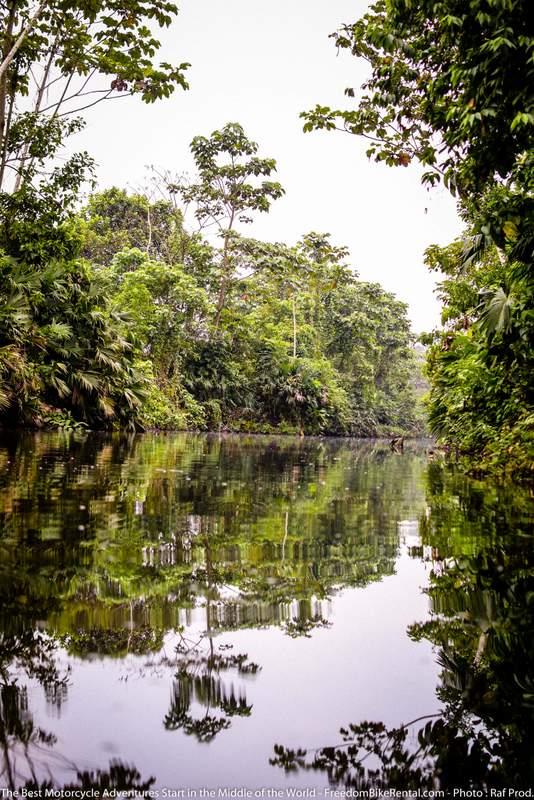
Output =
[
  {"x1": 0, "y1": 628, "x2": 155, "y2": 792},
  {"x1": 271, "y1": 464, "x2": 534, "y2": 789},
  {"x1": 0, "y1": 431, "x2": 440, "y2": 784},
  {"x1": 163, "y1": 632, "x2": 258, "y2": 742}
]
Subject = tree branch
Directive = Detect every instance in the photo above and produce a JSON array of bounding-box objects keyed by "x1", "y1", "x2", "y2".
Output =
[
  {"x1": 57, "y1": 89, "x2": 132, "y2": 116},
  {"x1": 0, "y1": 1, "x2": 47, "y2": 82}
]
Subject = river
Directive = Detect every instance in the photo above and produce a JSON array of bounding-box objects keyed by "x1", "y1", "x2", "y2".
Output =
[{"x1": 0, "y1": 432, "x2": 532, "y2": 791}]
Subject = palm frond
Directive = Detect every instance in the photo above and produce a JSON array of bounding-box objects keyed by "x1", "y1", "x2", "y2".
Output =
[
  {"x1": 477, "y1": 287, "x2": 515, "y2": 336},
  {"x1": 73, "y1": 371, "x2": 102, "y2": 392}
]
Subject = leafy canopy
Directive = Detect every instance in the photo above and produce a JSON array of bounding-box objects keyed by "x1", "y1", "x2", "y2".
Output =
[
  {"x1": 0, "y1": 0, "x2": 190, "y2": 191},
  {"x1": 302, "y1": 0, "x2": 533, "y2": 199},
  {"x1": 179, "y1": 122, "x2": 285, "y2": 229}
]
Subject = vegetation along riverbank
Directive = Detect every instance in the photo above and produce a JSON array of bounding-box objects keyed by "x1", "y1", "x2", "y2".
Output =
[{"x1": 0, "y1": 0, "x2": 532, "y2": 479}]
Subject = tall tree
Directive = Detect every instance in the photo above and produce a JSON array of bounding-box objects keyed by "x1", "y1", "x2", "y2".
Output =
[
  {"x1": 177, "y1": 122, "x2": 284, "y2": 330},
  {"x1": 301, "y1": 0, "x2": 533, "y2": 283},
  {"x1": 302, "y1": 0, "x2": 532, "y2": 200}
]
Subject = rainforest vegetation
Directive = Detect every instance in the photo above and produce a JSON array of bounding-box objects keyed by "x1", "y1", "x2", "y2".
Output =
[
  {"x1": 0, "y1": 0, "x2": 532, "y2": 473},
  {"x1": 303, "y1": 0, "x2": 533, "y2": 474},
  {"x1": 0, "y1": 0, "x2": 422, "y2": 439},
  {"x1": 0, "y1": 4, "x2": 533, "y2": 790},
  {"x1": 0, "y1": 125, "x2": 422, "y2": 436}
]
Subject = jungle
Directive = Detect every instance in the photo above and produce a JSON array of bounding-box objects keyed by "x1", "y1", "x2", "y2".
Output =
[{"x1": 0, "y1": 0, "x2": 533, "y2": 793}]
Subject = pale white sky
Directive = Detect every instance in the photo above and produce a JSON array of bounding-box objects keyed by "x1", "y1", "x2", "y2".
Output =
[{"x1": 74, "y1": 0, "x2": 463, "y2": 332}]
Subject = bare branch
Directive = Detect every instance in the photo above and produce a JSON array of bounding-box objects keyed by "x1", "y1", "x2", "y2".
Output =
[
  {"x1": 39, "y1": 85, "x2": 113, "y2": 114},
  {"x1": 57, "y1": 89, "x2": 132, "y2": 116}
]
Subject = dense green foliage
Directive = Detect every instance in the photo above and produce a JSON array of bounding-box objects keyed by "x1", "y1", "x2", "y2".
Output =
[
  {"x1": 0, "y1": 0, "x2": 423, "y2": 437},
  {"x1": 0, "y1": 115, "x2": 422, "y2": 434},
  {"x1": 83, "y1": 177, "x2": 421, "y2": 435},
  {"x1": 422, "y1": 237, "x2": 533, "y2": 476},
  {"x1": 0, "y1": 2, "x2": 423, "y2": 437},
  {"x1": 0, "y1": 0, "x2": 188, "y2": 431},
  {"x1": 0, "y1": 254, "x2": 146, "y2": 427},
  {"x1": 303, "y1": 0, "x2": 533, "y2": 472}
]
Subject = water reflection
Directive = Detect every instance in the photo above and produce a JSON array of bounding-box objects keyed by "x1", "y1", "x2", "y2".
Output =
[
  {"x1": 0, "y1": 624, "x2": 158, "y2": 791},
  {"x1": 273, "y1": 463, "x2": 534, "y2": 789},
  {"x1": 0, "y1": 432, "x2": 425, "y2": 637},
  {"x1": 163, "y1": 634, "x2": 258, "y2": 742},
  {"x1": 1, "y1": 431, "x2": 503, "y2": 788}
]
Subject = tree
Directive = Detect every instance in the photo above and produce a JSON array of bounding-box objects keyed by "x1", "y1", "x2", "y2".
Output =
[
  {"x1": 80, "y1": 187, "x2": 188, "y2": 265},
  {"x1": 421, "y1": 236, "x2": 533, "y2": 476},
  {"x1": 0, "y1": 1, "x2": 191, "y2": 431},
  {"x1": 0, "y1": 253, "x2": 147, "y2": 427},
  {"x1": 322, "y1": 281, "x2": 419, "y2": 435},
  {"x1": 0, "y1": 0, "x2": 189, "y2": 191},
  {"x1": 301, "y1": 0, "x2": 533, "y2": 286},
  {"x1": 296, "y1": 232, "x2": 351, "y2": 357},
  {"x1": 73, "y1": 182, "x2": 422, "y2": 436},
  {"x1": 107, "y1": 247, "x2": 210, "y2": 430},
  {"x1": 301, "y1": 0, "x2": 532, "y2": 201},
  {"x1": 177, "y1": 122, "x2": 284, "y2": 330}
]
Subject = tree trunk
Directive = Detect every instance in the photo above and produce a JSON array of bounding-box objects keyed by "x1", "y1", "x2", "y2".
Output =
[
  {"x1": 13, "y1": 35, "x2": 59, "y2": 191},
  {"x1": 292, "y1": 294, "x2": 297, "y2": 357},
  {"x1": 0, "y1": 2, "x2": 16, "y2": 187},
  {"x1": 213, "y1": 213, "x2": 235, "y2": 333}
]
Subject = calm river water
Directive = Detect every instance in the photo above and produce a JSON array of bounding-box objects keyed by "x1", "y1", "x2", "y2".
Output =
[{"x1": 0, "y1": 433, "x2": 532, "y2": 791}]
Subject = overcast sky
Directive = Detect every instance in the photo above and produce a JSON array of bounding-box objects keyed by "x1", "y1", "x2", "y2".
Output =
[{"x1": 74, "y1": 0, "x2": 463, "y2": 332}]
